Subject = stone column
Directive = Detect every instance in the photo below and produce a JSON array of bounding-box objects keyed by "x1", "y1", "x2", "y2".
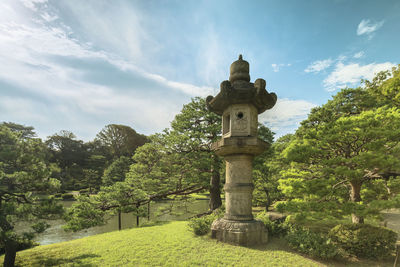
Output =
[
  {"x1": 224, "y1": 154, "x2": 254, "y2": 221},
  {"x1": 210, "y1": 137, "x2": 268, "y2": 246}
]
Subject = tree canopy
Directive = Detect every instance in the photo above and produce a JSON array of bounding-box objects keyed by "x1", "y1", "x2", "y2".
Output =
[
  {"x1": 95, "y1": 124, "x2": 148, "y2": 159},
  {"x1": 277, "y1": 65, "x2": 400, "y2": 224},
  {"x1": 0, "y1": 125, "x2": 63, "y2": 267}
]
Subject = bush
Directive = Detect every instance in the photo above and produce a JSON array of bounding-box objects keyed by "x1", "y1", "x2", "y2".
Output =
[
  {"x1": 256, "y1": 212, "x2": 288, "y2": 237},
  {"x1": 54, "y1": 193, "x2": 62, "y2": 198},
  {"x1": 188, "y1": 209, "x2": 224, "y2": 236},
  {"x1": 329, "y1": 223, "x2": 398, "y2": 259},
  {"x1": 286, "y1": 226, "x2": 340, "y2": 259},
  {"x1": 61, "y1": 193, "x2": 75, "y2": 200}
]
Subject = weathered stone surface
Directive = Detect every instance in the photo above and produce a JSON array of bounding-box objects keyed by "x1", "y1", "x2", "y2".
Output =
[
  {"x1": 211, "y1": 219, "x2": 268, "y2": 246},
  {"x1": 209, "y1": 55, "x2": 277, "y2": 247},
  {"x1": 211, "y1": 136, "x2": 269, "y2": 156},
  {"x1": 229, "y1": 54, "x2": 250, "y2": 83},
  {"x1": 206, "y1": 55, "x2": 277, "y2": 115},
  {"x1": 222, "y1": 104, "x2": 258, "y2": 138}
]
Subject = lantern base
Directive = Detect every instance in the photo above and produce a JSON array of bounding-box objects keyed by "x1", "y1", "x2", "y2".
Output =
[{"x1": 211, "y1": 218, "x2": 268, "y2": 246}]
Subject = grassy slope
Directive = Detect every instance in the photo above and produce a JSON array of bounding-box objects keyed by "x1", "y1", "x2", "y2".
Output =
[
  {"x1": 3, "y1": 221, "x2": 324, "y2": 267},
  {"x1": 2, "y1": 221, "x2": 394, "y2": 267}
]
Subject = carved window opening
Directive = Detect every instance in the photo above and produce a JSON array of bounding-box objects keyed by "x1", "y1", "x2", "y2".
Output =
[{"x1": 223, "y1": 114, "x2": 230, "y2": 135}]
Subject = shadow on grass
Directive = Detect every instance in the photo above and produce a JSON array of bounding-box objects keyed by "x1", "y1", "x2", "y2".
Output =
[{"x1": 18, "y1": 253, "x2": 100, "y2": 267}]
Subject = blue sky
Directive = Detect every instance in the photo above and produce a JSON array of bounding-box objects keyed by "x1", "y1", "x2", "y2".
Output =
[{"x1": 1, "y1": 0, "x2": 399, "y2": 140}]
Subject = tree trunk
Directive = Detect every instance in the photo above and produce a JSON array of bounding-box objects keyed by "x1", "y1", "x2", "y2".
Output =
[
  {"x1": 147, "y1": 202, "x2": 150, "y2": 220},
  {"x1": 3, "y1": 240, "x2": 17, "y2": 267},
  {"x1": 350, "y1": 181, "x2": 364, "y2": 224},
  {"x1": 0, "y1": 204, "x2": 17, "y2": 267},
  {"x1": 209, "y1": 154, "x2": 222, "y2": 211},
  {"x1": 264, "y1": 188, "x2": 271, "y2": 212},
  {"x1": 118, "y1": 211, "x2": 121, "y2": 231},
  {"x1": 136, "y1": 203, "x2": 140, "y2": 227}
]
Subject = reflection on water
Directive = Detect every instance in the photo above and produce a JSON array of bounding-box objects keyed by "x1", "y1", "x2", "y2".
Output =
[{"x1": 17, "y1": 199, "x2": 209, "y2": 245}]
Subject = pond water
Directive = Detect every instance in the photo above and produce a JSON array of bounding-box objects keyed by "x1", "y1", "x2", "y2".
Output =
[
  {"x1": 23, "y1": 201, "x2": 398, "y2": 246},
  {"x1": 17, "y1": 199, "x2": 209, "y2": 245},
  {"x1": 382, "y1": 209, "x2": 400, "y2": 240}
]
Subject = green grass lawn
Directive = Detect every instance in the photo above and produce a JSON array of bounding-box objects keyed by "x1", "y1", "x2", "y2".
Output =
[{"x1": 1, "y1": 221, "x2": 395, "y2": 266}]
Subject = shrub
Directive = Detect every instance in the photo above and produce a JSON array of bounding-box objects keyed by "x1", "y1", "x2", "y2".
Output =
[
  {"x1": 256, "y1": 211, "x2": 288, "y2": 237},
  {"x1": 188, "y1": 209, "x2": 224, "y2": 236},
  {"x1": 54, "y1": 193, "x2": 62, "y2": 198},
  {"x1": 61, "y1": 193, "x2": 75, "y2": 200},
  {"x1": 286, "y1": 226, "x2": 339, "y2": 259},
  {"x1": 329, "y1": 223, "x2": 398, "y2": 259}
]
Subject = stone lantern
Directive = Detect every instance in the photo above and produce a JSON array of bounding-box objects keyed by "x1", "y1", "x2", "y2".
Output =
[{"x1": 206, "y1": 55, "x2": 277, "y2": 246}]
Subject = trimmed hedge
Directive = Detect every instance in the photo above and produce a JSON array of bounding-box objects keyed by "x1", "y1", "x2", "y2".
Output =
[{"x1": 329, "y1": 223, "x2": 398, "y2": 259}]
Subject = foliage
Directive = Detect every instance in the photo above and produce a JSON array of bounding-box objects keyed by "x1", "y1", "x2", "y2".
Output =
[
  {"x1": 253, "y1": 133, "x2": 290, "y2": 210},
  {"x1": 2, "y1": 221, "x2": 325, "y2": 267},
  {"x1": 285, "y1": 225, "x2": 340, "y2": 260},
  {"x1": 364, "y1": 64, "x2": 400, "y2": 107},
  {"x1": 188, "y1": 215, "x2": 215, "y2": 236},
  {"x1": 79, "y1": 188, "x2": 89, "y2": 194},
  {"x1": 45, "y1": 124, "x2": 143, "y2": 191},
  {"x1": 102, "y1": 156, "x2": 132, "y2": 186},
  {"x1": 95, "y1": 124, "x2": 148, "y2": 159},
  {"x1": 329, "y1": 223, "x2": 398, "y2": 259},
  {"x1": 63, "y1": 194, "x2": 107, "y2": 232},
  {"x1": 64, "y1": 133, "x2": 207, "y2": 232},
  {"x1": 279, "y1": 100, "x2": 400, "y2": 223},
  {"x1": 0, "y1": 125, "x2": 63, "y2": 266},
  {"x1": 125, "y1": 135, "x2": 190, "y2": 196},
  {"x1": 61, "y1": 193, "x2": 75, "y2": 200},
  {"x1": 255, "y1": 212, "x2": 287, "y2": 237},
  {"x1": 45, "y1": 131, "x2": 87, "y2": 190},
  {"x1": 0, "y1": 238, "x2": 37, "y2": 255},
  {"x1": 0, "y1": 122, "x2": 36, "y2": 139},
  {"x1": 188, "y1": 209, "x2": 224, "y2": 236},
  {"x1": 66, "y1": 104, "x2": 221, "y2": 232},
  {"x1": 64, "y1": 182, "x2": 148, "y2": 232},
  {"x1": 169, "y1": 97, "x2": 222, "y2": 210}
]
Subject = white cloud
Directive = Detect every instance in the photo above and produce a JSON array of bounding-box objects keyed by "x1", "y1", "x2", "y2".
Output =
[
  {"x1": 260, "y1": 98, "x2": 317, "y2": 137},
  {"x1": 41, "y1": 12, "x2": 58, "y2": 22},
  {"x1": 0, "y1": 2, "x2": 213, "y2": 140},
  {"x1": 337, "y1": 55, "x2": 347, "y2": 62},
  {"x1": 271, "y1": 63, "x2": 291, "y2": 72},
  {"x1": 304, "y1": 59, "x2": 333, "y2": 73},
  {"x1": 323, "y1": 62, "x2": 396, "y2": 92},
  {"x1": 353, "y1": 51, "x2": 364, "y2": 59},
  {"x1": 0, "y1": 14, "x2": 209, "y2": 97},
  {"x1": 19, "y1": 0, "x2": 47, "y2": 11},
  {"x1": 357, "y1": 19, "x2": 384, "y2": 38}
]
